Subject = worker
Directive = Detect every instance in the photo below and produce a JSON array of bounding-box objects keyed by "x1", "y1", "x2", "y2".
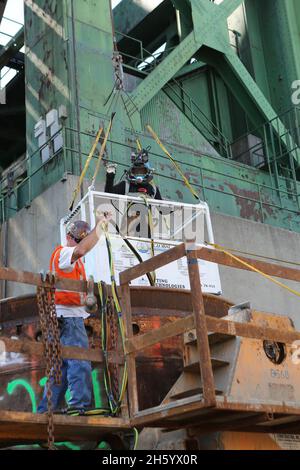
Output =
[
  {"x1": 104, "y1": 148, "x2": 163, "y2": 238},
  {"x1": 37, "y1": 214, "x2": 111, "y2": 416},
  {"x1": 105, "y1": 148, "x2": 162, "y2": 200}
]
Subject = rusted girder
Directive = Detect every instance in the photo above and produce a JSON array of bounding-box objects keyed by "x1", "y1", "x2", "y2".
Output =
[{"x1": 0, "y1": 335, "x2": 124, "y2": 364}]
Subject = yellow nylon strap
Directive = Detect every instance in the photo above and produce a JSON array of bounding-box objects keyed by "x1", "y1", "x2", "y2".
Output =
[
  {"x1": 208, "y1": 242, "x2": 300, "y2": 300},
  {"x1": 100, "y1": 221, "x2": 128, "y2": 410},
  {"x1": 146, "y1": 124, "x2": 199, "y2": 200},
  {"x1": 136, "y1": 139, "x2": 142, "y2": 151},
  {"x1": 92, "y1": 113, "x2": 115, "y2": 187},
  {"x1": 69, "y1": 126, "x2": 103, "y2": 211}
]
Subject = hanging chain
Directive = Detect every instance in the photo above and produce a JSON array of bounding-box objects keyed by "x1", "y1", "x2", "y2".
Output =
[
  {"x1": 37, "y1": 272, "x2": 62, "y2": 450},
  {"x1": 107, "y1": 296, "x2": 120, "y2": 407},
  {"x1": 112, "y1": 51, "x2": 124, "y2": 91}
]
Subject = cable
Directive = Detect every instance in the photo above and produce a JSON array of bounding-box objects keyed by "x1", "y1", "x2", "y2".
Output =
[
  {"x1": 207, "y1": 242, "x2": 300, "y2": 299},
  {"x1": 146, "y1": 125, "x2": 200, "y2": 200},
  {"x1": 99, "y1": 223, "x2": 128, "y2": 416},
  {"x1": 91, "y1": 113, "x2": 116, "y2": 188},
  {"x1": 69, "y1": 126, "x2": 103, "y2": 211},
  {"x1": 204, "y1": 241, "x2": 300, "y2": 268},
  {"x1": 133, "y1": 428, "x2": 139, "y2": 450},
  {"x1": 109, "y1": 218, "x2": 155, "y2": 286},
  {"x1": 140, "y1": 194, "x2": 156, "y2": 284}
]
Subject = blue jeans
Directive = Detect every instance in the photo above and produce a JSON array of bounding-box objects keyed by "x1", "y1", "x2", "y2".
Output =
[{"x1": 37, "y1": 317, "x2": 92, "y2": 413}]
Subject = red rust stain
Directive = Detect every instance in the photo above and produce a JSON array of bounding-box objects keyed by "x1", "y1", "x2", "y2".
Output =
[{"x1": 226, "y1": 183, "x2": 275, "y2": 221}]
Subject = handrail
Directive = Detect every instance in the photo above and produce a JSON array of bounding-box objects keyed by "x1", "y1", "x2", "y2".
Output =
[
  {"x1": 2, "y1": 124, "x2": 300, "y2": 224},
  {"x1": 164, "y1": 79, "x2": 231, "y2": 158}
]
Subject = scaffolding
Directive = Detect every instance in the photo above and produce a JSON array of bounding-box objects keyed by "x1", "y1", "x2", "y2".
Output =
[{"x1": 1, "y1": 243, "x2": 300, "y2": 447}]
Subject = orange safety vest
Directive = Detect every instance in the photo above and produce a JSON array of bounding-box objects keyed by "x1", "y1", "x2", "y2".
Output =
[{"x1": 50, "y1": 246, "x2": 86, "y2": 306}]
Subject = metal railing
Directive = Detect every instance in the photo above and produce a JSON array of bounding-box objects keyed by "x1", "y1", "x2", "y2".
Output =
[
  {"x1": 163, "y1": 78, "x2": 233, "y2": 159},
  {"x1": 2, "y1": 125, "x2": 300, "y2": 231}
]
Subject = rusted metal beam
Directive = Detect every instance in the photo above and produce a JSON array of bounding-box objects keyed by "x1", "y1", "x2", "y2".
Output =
[
  {"x1": 131, "y1": 395, "x2": 209, "y2": 427},
  {"x1": 0, "y1": 335, "x2": 124, "y2": 364},
  {"x1": 0, "y1": 411, "x2": 130, "y2": 443},
  {"x1": 125, "y1": 312, "x2": 300, "y2": 354},
  {"x1": 207, "y1": 315, "x2": 300, "y2": 344},
  {"x1": 197, "y1": 247, "x2": 300, "y2": 283},
  {"x1": 0, "y1": 266, "x2": 87, "y2": 292},
  {"x1": 119, "y1": 243, "x2": 186, "y2": 284},
  {"x1": 125, "y1": 314, "x2": 194, "y2": 354},
  {"x1": 215, "y1": 398, "x2": 300, "y2": 415},
  {"x1": 186, "y1": 249, "x2": 216, "y2": 407},
  {"x1": 0, "y1": 265, "x2": 114, "y2": 297},
  {"x1": 120, "y1": 284, "x2": 139, "y2": 417},
  {"x1": 132, "y1": 395, "x2": 300, "y2": 428}
]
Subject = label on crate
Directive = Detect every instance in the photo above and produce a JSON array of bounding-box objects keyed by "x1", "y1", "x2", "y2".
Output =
[
  {"x1": 270, "y1": 434, "x2": 300, "y2": 450},
  {"x1": 84, "y1": 237, "x2": 222, "y2": 294}
]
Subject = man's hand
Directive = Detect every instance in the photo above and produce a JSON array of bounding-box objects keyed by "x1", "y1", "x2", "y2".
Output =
[
  {"x1": 97, "y1": 211, "x2": 113, "y2": 228},
  {"x1": 72, "y1": 212, "x2": 113, "y2": 263},
  {"x1": 106, "y1": 163, "x2": 117, "y2": 174}
]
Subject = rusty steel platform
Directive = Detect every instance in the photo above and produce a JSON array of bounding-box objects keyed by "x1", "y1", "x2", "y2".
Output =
[
  {"x1": 1, "y1": 243, "x2": 300, "y2": 447},
  {"x1": 0, "y1": 411, "x2": 130, "y2": 446}
]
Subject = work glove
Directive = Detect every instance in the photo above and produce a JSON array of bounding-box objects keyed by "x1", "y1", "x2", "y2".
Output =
[{"x1": 106, "y1": 163, "x2": 117, "y2": 174}]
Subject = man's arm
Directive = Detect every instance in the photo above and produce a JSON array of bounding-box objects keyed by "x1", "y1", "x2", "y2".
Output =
[
  {"x1": 105, "y1": 171, "x2": 116, "y2": 193},
  {"x1": 71, "y1": 215, "x2": 109, "y2": 263},
  {"x1": 154, "y1": 185, "x2": 163, "y2": 200}
]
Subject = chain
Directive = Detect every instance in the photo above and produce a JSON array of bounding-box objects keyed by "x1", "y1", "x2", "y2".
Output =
[
  {"x1": 37, "y1": 273, "x2": 62, "y2": 450},
  {"x1": 112, "y1": 52, "x2": 124, "y2": 91},
  {"x1": 107, "y1": 296, "x2": 119, "y2": 408}
]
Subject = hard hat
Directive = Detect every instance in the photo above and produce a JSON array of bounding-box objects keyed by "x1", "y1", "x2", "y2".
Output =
[{"x1": 67, "y1": 220, "x2": 91, "y2": 243}]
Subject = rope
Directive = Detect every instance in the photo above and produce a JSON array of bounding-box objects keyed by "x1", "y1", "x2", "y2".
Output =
[
  {"x1": 109, "y1": 217, "x2": 155, "y2": 286},
  {"x1": 99, "y1": 222, "x2": 128, "y2": 415},
  {"x1": 91, "y1": 113, "x2": 116, "y2": 188},
  {"x1": 146, "y1": 124, "x2": 200, "y2": 201},
  {"x1": 140, "y1": 194, "x2": 156, "y2": 284},
  {"x1": 205, "y1": 242, "x2": 300, "y2": 268},
  {"x1": 133, "y1": 428, "x2": 139, "y2": 450},
  {"x1": 69, "y1": 126, "x2": 103, "y2": 211},
  {"x1": 207, "y1": 242, "x2": 300, "y2": 300}
]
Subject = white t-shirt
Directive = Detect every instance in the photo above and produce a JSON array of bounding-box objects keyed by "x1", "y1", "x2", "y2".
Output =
[{"x1": 55, "y1": 246, "x2": 89, "y2": 319}]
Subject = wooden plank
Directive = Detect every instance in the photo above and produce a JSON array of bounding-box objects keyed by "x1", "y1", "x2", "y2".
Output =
[
  {"x1": 120, "y1": 284, "x2": 139, "y2": 417},
  {"x1": 119, "y1": 243, "x2": 186, "y2": 284},
  {"x1": 0, "y1": 335, "x2": 124, "y2": 364},
  {"x1": 197, "y1": 247, "x2": 300, "y2": 283},
  {"x1": 126, "y1": 312, "x2": 300, "y2": 355},
  {"x1": 186, "y1": 249, "x2": 216, "y2": 406}
]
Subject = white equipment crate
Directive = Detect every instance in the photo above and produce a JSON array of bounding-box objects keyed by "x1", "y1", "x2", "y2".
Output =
[{"x1": 61, "y1": 188, "x2": 222, "y2": 294}]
